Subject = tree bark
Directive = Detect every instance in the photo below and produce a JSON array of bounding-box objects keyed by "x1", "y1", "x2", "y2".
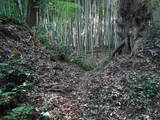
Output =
[
  {"x1": 26, "y1": 0, "x2": 38, "y2": 27},
  {"x1": 112, "y1": 40, "x2": 125, "y2": 58},
  {"x1": 113, "y1": 0, "x2": 150, "y2": 57}
]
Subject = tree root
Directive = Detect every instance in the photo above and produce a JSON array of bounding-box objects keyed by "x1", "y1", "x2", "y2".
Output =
[{"x1": 112, "y1": 41, "x2": 125, "y2": 58}]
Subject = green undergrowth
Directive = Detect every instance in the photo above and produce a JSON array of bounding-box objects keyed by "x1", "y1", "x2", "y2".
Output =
[
  {"x1": 3, "y1": 106, "x2": 33, "y2": 120},
  {"x1": 146, "y1": 23, "x2": 160, "y2": 64},
  {"x1": 132, "y1": 116, "x2": 146, "y2": 120},
  {"x1": 126, "y1": 74, "x2": 160, "y2": 112},
  {"x1": 34, "y1": 25, "x2": 52, "y2": 50},
  {"x1": 0, "y1": 59, "x2": 34, "y2": 120},
  {"x1": 70, "y1": 57, "x2": 96, "y2": 71},
  {"x1": 52, "y1": 42, "x2": 74, "y2": 61},
  {"x1": 0, "y1": 1, "x2": 24, "y2": 22},
  {"x1": 0, "y1": 59, "x2": 32, "y2": 79},
  {"x1": 35, "y1": 29, "x2": 96, "y2": 70},
  {"x1": 0, "y1": 81, "x2": 32, "y2": 103},
  {"x1": 34, "y1": 25, "x2": 74, "y2": 61}
]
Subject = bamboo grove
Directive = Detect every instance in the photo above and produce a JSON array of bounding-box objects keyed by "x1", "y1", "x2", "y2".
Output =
[
  {"x1": 0, "y1": 0, "x2": 159, "y2": 59},
  {"x1": 37, "y1": 0, "x2": 120, "y2": 58}
]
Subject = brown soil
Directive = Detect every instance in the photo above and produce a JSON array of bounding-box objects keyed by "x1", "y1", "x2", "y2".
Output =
[{"x1": 0, "y1": 16, "x2": 160, "y2": 120}]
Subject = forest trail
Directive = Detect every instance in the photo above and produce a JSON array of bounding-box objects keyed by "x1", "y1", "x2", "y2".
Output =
[
  {"x1": 0, "y1": 16, "x2": 92, "y2": 119},
  {"x1": 1, "y1": 16, "x2": 160, "y2": 120},
  {"x1": 26, "y1": 60, "x2": 86, "y2": 120},
  {"x1": 26, "y1": 54, "x2": 160, "y2": 120},
  {"x1": 31, "y1": 54, "x2": 160, "y2": 120},
  {"x1": 76, "y1": 56, "x2": 160, "y2": 120}
]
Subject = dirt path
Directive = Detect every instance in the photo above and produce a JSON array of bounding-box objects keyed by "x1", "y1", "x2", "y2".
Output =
[
  {"x1": 26, "y1": 60, "x2": 86, "y2": 120},
  {"x1": 25, "y1": 54, "x2": 160, "y2": 120},
  {"x1": 1, "y1": 16, "x2": 160, "y2": 120},
  {"x1": 76, "y1": 56, "x2": 160, "y2": 120},
  {"x1": 0, "y1": 16, "x2": 89, "y2": 119}
]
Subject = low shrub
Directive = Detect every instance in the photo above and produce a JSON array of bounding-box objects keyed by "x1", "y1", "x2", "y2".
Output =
[
  {"x1": 3, "y1": 106, "x2": 33, "y2": 120},
  {"x1": 70, "y1": 57, "x2": 95, "y2": 71},
  {"x1": 0, "y1": 59, "x2": 32, "y2": 80},
  {"x1": 146, "y1": 23, "x2": 160, "y2": 64},
  {"x1": 52, "y1": 42, "x2": 74, "y2": 61},
  {"x1": 127, "y1": 74, "x2": 160, "y2": 108},
  {"x1": 0, "y1": 60, "x2": 33, "y2": 119},
  {"x1": 34, "y1": 25, "x2": 52, "y2": 49}
]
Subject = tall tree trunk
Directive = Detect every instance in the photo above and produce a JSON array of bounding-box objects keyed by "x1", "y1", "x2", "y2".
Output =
[
  {"x1": 112, "y1": 0, "x2": 151, "y2": 57},
  {"x1": 26, "y1": 0, "x2": 37, "y2": 27},
  {"x1": 12, "y1": 0, "x2": 23, "y2": 19}
]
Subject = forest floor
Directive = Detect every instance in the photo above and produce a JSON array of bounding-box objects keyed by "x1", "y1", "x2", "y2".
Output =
[{"x1": 0, "y1": 16, "x2": 160, "y2": 120}]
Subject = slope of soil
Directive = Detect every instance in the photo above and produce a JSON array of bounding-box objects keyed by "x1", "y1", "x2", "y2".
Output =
[
  {"x1": 78, "y1": 56, "x2": 160, "y2": 120},
  {"x1": 0, "y1": 16, "x2": 85, "y2": 120},
  {"x1": 0, "y1": 16, "x2": 160, "y2": 120}
]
